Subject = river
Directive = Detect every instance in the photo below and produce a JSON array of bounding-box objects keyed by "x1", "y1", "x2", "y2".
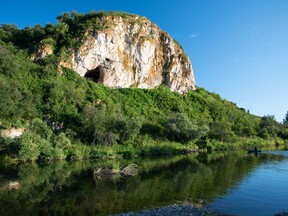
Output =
[{"x1": 0, "y1": 147, "x2": 288, "y2": 215}]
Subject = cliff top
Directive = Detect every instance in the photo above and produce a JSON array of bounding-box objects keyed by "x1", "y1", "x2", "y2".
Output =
[
  {"x1": 0, "y1": 11, "x2": 185, "y2": 55},
  {"x1": 0, "y1": 11, "x2": 195, "y2": 93}
]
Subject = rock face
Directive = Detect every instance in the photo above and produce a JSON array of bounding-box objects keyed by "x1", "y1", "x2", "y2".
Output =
[
  {"x1": 33, "y1": 43, "x2": 53, "y2": 59},
  {"x1": 1, "y1": 128, "x2": 25, "y2": 139},
  {"x1": 54, "y1": 15, "x2": 196, "y2": 93}
]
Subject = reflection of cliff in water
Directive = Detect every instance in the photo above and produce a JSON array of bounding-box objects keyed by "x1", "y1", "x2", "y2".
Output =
[{"x1": 0, "y1": 151, "x2": 285, "y2": 215}]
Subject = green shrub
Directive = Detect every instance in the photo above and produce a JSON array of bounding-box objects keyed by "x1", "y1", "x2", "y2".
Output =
[
  {"x1": 18, "y1": 132, "x2": 41, "y2": 161},
  {"x1": 52, "y1": 147, "x2": 66, "y2": 160},
  {"x1": 38, "y1": 139, "x2": 54, "y2": 160},
  {"x1": 30, "y1": 118, "x2": 53, "y2": 140},
  {"x1": 53, "y1": 132, "x2": 72, "y2": 149},
  {"x1": 163, "y1": 113, "x2": 209, "y2": 144}
]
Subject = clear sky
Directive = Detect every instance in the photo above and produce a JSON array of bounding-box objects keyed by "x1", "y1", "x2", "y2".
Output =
[{"x1": 1, "y1": 0, "x2": 288, "y2": 121}]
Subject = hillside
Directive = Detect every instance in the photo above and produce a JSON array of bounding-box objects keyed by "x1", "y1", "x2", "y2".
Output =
[
  {"x1": 0, "y1": 11, "x2": 287, "y2": 162},
  {"x1": 1, "y1": 11, "x2": 196, "y2": 93}
]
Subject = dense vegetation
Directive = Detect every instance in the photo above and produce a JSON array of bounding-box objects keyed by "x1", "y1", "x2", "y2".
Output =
[
  {"x1": 0, "y1": 11, "x2": 287, "y2": 162},
  {"x1": 0, "y1": 11, "x2": 143, "y2": 57}
]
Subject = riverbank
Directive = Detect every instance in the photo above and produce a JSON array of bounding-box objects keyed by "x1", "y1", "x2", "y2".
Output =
[
  {"x1": 113, "y1": 204, "x2": 227, "y2": 216},
  {"x1": 1, "y1": 133, "x2": 283, "y2": 165}
]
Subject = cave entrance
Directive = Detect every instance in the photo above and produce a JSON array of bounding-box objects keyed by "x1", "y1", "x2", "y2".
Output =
[{"x1": 84, "y1": 66, "x2": 104, "y2": 83}]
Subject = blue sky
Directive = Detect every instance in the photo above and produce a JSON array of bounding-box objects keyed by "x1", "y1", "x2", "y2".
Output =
[{"x1": 1, "y1": 0, "x2": 288, "y2": 121}]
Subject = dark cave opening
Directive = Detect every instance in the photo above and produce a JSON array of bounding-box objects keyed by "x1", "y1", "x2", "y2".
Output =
[{"x1": 84, "y1": 66, "x2": 104, "y2": 83}]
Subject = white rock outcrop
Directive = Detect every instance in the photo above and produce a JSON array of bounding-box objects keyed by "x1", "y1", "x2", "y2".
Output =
[
  {"x1": 1, "y1": 128, "x2": 25, "y2": 139},
  {"x1": 51, "y1": 15, "x2": 196, "y2": 93}
]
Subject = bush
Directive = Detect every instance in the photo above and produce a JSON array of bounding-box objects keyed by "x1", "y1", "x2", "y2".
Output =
[
  {"x1": 53, "y1": 132, "x2": 72, "y2": 149},
  {"x1": 67, "y1": 144, "x2": 90, "y2": 159},
  {"x1": 163, "y1": 113, "x2": 209, "y2": 144},
  {"x1": 18, "y1": 132, "x2": 41, "y2": 161},
  {"x1": 208, "y1": 121, "x2": 236, "y2": 142},
  {"x1": 38, "y1": 139, "x2": 54, "y2": 160},
  {"x1": 30, "y1": 118, "x2": 53, "y2": 140},
  {"x1": 114, "y1": 117, "x2": 142, "y2": 143},
  {"x1": 52, "y1": 147, "x2": 66, "y2": 160}
]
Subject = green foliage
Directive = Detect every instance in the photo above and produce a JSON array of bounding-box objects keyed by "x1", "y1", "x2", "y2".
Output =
[
  {"x1": 163, "y1": 113, "x2": 208, "y2": 144},
  {"x1": 18, "y1": 132, "x2": 41, "y2": 161},
  {"x1": 278, "y1": 126, "x2": 288, "y2": 140},
  {"x1": 0, "y1": 12, "x2": 287, "y2": 163},
  {"x1": 114, "y1": 117, "x2": 142, "y2": 143},
  {"x1": 0, "y1": 24, "x2": 19, "y2": 42},
  {"x1": 53, "y1": 133, "x2": 72, "y2": 149},
  {"x1": 40, "y1": 37, "x2": 56, "y2": 51},
  {"x1": 258, "y1": 115, "x2": 278, "y2": 139},
  {"x1": 37, "y1": 138, "x2": 54, "y2": 160},
  {"x1": 30, "y1": 118, "x2": 53, "y2": 140},
  {"x1": 283, "y1": 111, "x2": 288, "y2": 125},
  {"x1": 209, "y1": 121, "x2": 236, "y2": 142},
  {"x1": 0, "y1": 44, "x2": 42, "y2": 122},
  {"x1": 80, "y1": 103, "x2": 115, "y2": 145}
]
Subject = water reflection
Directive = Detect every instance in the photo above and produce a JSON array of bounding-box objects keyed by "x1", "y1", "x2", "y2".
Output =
[
  {"x1": 0, "y1": 150, "x2": 286, "y2": 215},
  {"x1": 209, "y1": 150, "x2": 288, "y2": 216}
]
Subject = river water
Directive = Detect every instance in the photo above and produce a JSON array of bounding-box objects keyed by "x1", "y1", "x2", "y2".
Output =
[
  {"x1": 209, "y1": 150, "x2": 288, "y2": 216},
  {"x1": 0, "y1": 147, "x2": 288, "y2": 215}
]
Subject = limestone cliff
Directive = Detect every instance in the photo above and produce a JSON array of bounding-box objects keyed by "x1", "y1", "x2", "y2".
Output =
[{"x1": 42, "y1": 14, "x2": 196, "y2": 93}]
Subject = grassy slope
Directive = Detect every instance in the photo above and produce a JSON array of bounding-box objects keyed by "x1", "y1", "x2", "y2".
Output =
[{"x1": 0, "y1": 12, "x2": 286, "y2": 162}]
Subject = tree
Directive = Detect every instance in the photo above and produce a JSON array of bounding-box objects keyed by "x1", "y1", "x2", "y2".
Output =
[
  {"x1": 258, "y1": 115, "x2": 278, "y2": 138},
  {"x1": 163, "y1": 113, "x2": 209, "y2": 144},
  {"x1": 114, "y1": 117, "x2": 142, "y2": 143},
  {"x1": 283, "y1": 111, "x2": 288, "y2": 125},
  {"x1": 0, "y1": 24, "x2": 19, "y2": 42},
  {"x1": 17, "y1": 132, "x2": 41, "y2": 161},
  {"x1": 208, "y1": 121, "x2": 236, "y2": 142},
  {"x1": 81, "y1": 103, "x2": 117, "y2": 146}
]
